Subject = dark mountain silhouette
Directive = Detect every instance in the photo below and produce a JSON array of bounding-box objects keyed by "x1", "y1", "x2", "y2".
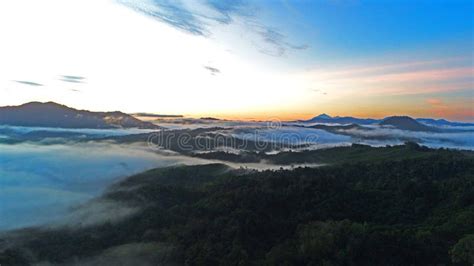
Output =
[
  {"x1": 303, "y1": 114, "x2": 379, "y2": 125},
  {"x1": 309, "y1": 123, "x2": 369, "y2": 132},
  {"x1": 200, "y1": 117, "x2": 221, "y2": 121},
  {"x1": 416, "y1": 118, "x2": 474, "y2": 127},
  {"x1": 0, "y1": 102, "x2": 160, "y2": 129},
  {"x1": 314, "y1": 113, "x2": 331, "y2": 119},
  {"x1": 133, "y1": 113, "x2": 183, "y2": 118},
  {"x1": 380, "y1": 116, "x2": 438, "y2": 132},
  {"x1": 302, "y1": 113, "x2": 473, "y2": 128},
  {"x1": 305, "y1": 123, "x2": 375, "y2": 138}
]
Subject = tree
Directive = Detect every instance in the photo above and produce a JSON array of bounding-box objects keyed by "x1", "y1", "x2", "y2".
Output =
[{"x1": 450, "y1": 234, "x2": 474, "y2": 265}]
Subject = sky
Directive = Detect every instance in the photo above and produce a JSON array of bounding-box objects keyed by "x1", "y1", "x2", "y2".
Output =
[{"x1": 0, "y1": 0, "x2": 472, "y2": 121}]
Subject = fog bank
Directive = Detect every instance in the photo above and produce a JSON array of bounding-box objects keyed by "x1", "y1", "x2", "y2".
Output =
[{"x1": 0, "y1": 142, "x2": 207, "y2": 230}]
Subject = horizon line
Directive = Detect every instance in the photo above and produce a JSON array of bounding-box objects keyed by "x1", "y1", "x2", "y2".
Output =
[{"x1": 2, "y1": 101, "x2": 474, "y2": 123}]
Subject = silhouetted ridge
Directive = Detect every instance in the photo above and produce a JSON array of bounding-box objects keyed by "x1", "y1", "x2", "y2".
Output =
[
  {"x1": 0, "y1": 102, "x2": 160, "y2": 129},
  {"x1": 304, "y1": 114, "x2": 379, "y2": 125},
  {"x1": 380, "y1": 116, "x2": 438, "y2": 132}
]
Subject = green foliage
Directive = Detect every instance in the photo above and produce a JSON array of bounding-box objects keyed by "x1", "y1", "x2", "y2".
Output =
[
  {"x1": 450, "y1": 234, "x2": 474, "y2": 264},
  {"x1": 1, "y1": 146, "x2": 473, "y2": 265},
  {"x1": 194, "y1": 142, "x2": 473, "y2": 165}
]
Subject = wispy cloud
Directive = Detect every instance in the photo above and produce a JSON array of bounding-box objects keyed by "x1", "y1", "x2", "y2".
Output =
[
  {"x1": 206, "y1": 0, "x2": 248, "y2": 24},
  {"x1": 118, "y1": 0, "x2": 208, "y2": 35},
  {"x1": 303, "y1": 57, "x2": 473, "y2": 96},
  {"x1": 360, "y1": 67, "x2": 473, "y2": 83},
  {"x1": 308, "y1": 57, "x2": 468, "y2": 80},
  {"x1": 426, "y1": 98, "x2": 443, "y2": 106},
  {"x1": 425, "y1": 97, "x2": 449, "y2": 116},
  {"x1": 249, "y1": 25, "x2": 308, "y2": 56},
  {"x1": 13, "y1": 80, "x2": 43, "y2": 86},
  {"x1": 203, "y1": 65, "x2": 221, "y2": 75},
  {"x1": 117, "y1": 0, "x2": 306, "y2": 56},
  {"x1": 424, "y1": 98, "x2": 474, "y2": 120},
  {"x1": 310, "y1": 88, "x2": 327, "y2": 95},
  {"x1": 60, "y1": 75, "x2": 86, "y2": 84}
]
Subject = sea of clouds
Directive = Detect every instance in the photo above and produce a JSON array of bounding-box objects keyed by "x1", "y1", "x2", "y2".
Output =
[
  {"x1": 1, "y1": 122, "x2": 472, "y2": 231},
  {"x1": 0, "y1": 141, "x2": 212, "y2": 230}
]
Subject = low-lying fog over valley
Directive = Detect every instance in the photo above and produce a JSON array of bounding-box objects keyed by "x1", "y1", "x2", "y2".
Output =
[
  {"x1": 0, "y1": 142, "x2": 210, "y2": 230},
  {"x1": 1, "y1": 112, "x2": 473, "y2": 231},
  {"x1": 1, "y1": 1, "x2": 472, "y2": 263}
]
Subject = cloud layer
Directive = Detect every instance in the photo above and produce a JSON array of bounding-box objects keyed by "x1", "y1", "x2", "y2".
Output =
[
  {"x1": 117, "y1": 0, "x2": 306, "y2": 56},
  {"x1": 0, "y1": 142, "x2": 212, "y2": 230}
]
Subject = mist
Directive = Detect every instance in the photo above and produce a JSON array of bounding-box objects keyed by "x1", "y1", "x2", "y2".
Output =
[
  {"x1": 0, "y1": 141, "x2": 210, "y2": 231},
  {"x1": 2, "y1": 123, "x2": 472, "y2": 231},
  {"x1": 340, "y1": 126, "x2": 474, "y2": 150},
  {"x1": 230, "y1": 126, "x2": 352, "y2": 145}
]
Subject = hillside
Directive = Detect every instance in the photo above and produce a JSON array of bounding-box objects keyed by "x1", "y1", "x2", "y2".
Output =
[
  {"x1": 417, "y1": 118, "x2": 474, "y2": 127},
  {"x1": 0, "y1": 102, "x2": 160, "y2": 129},
  {"x1": 380, "y1": 116, "x2": 439, "y2": 132},
  {"x1": 193, "y1": 142, "x2": 474, "y2": 164},
  {"x1": 302, "y1": 114, "x2": 473, "y2": 129},
  {"x1": 1, "y1": 146, "x2": 473, "y2": 265},
  {"x1": 304, "y1": 114, "x2": 379, "y2": 125}
]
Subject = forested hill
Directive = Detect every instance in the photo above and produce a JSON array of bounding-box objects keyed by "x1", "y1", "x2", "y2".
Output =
[
  {"x1": 1, "y1": 150, "x2": 473, "y2": 265},
  {"x1": 0, "y1": 102, "x2": 160, "y2": 129},
  {"x1": 193, "y1": 142, "x2": 474, "y2": 165}
]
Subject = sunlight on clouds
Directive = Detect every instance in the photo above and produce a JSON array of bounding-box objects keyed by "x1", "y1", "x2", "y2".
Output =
[
  {"x1": 0, "y1": 0, "x2": 310, "y2": 118},
  {"x1": 299, "y1": 57, "x2": 472, "y2": 95},
  {"x1": 0, "y1": 0, "x2": 471, "y2": 121}
]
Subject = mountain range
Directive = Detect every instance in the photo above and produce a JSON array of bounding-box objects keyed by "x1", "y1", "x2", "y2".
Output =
[
  {"x1": 302, "y1": 113, "x2": 379, "y2": 125},
  {"x1": 301, "y1": 113, "x2": 474, "y2": 129},
  {"x1": 0, "y1": 102, "x2": 472, "y2": 132},
  {"x1": 306, "y1": 116, "x2": 439, "y2": 136},
  {"x1": 0, "y1": 102, "x2": 160, "y2": 129}
]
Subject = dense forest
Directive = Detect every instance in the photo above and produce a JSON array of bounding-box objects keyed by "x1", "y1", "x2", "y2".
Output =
[
  {"x1": 1, "y1": 145, "x2": 473, "y2": 265},
  {"x1": 193, "y1": 142, "x2": 474, "y2": 165}
]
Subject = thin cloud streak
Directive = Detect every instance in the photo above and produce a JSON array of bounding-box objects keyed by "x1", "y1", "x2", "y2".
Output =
[
  {"x1": 360, "y1": 67, "x2": 473, "y2": 83},
  {"x1": 302, "y1": 58, "x2": 473, "y2": 97},
  {"x1": 117, "y1": 0, "x2": 307, "y2": 56},
  {"x1": 59, "y1": 75, "x2": 86, "y2": 84},
  {"x1": 13, "y1": 80, "x2": 43, "y2": 87},
  {"x1": 424, "y1": 98, "x2": 474, "y2": 120},
  {"x1": 203, "y1": 65, "x2": 221, "y2": 75},
  {"x1": 368, "y1": 82, "x2": 473, "y2": 95},
  {"x1": 308, "y1": 57, "x2": 470, "y2": 80}
]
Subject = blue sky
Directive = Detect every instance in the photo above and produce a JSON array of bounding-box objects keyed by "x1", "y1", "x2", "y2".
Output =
[
  {"x1": 0, "y1": 0, "x2": 472, "y2": 120},
  {"x1": 263, "y1": 0, "x2": 473, "y2": 64}
]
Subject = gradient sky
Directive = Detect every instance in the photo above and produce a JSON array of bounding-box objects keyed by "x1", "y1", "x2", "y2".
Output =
[{"x1": 0, "y1": 0, "x2": 472, "y2": 121}]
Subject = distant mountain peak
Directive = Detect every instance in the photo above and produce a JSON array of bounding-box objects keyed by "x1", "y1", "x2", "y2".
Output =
[
  {"x1": 315, "y1": 113, "x2": 332, "y2": 119},
  {"x1": 416, "y1": 117, "x2": 474, "y2": 127},
  {"x1": 298, "y1": 113, "x2": 471, "y2": 129},
  {"x1": 381, "y1": 115, "x2": 412, "y2": 123},
  {"x1": 380, "y1": 116, "x2": 437, "y2": 132},
  {"x1": 303, "y1": 113, "x2": 379, "y2": 125}
]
